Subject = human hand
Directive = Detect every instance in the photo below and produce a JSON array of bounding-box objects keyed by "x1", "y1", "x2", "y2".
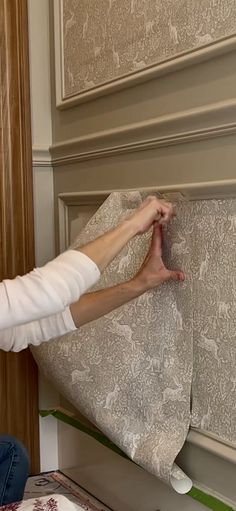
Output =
[
  {"x1": 125, "y1": 195, "x2": 174, "y2": 235},
  {"x1": 132, "y1": 223, "x2": 184, "y2": 291}
]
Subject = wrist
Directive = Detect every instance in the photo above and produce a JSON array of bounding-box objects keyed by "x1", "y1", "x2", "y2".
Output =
[
  {"x1": 127, "y1": 276, "x2": 150, "y2": 295},
  {"x1": 121, "y1": 218, "x2": 140, "y2": 238}
]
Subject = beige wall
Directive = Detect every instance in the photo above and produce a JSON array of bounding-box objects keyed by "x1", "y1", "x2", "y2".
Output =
[
  {"x1": 51, "y1": 37, "x2": 236, "y2": 252},
  {"x1": 49, "y1": 2, "x2": 236, "y2": 505},
  {"x1": 50, "y1": 1, "x2": 236, "y2": 199},
  {"x1": 28, "y1": 0, "x2": 59, "y2": 473},
  {"x1": 28, "y1": 0, "x2": 52, "y2": 152}
]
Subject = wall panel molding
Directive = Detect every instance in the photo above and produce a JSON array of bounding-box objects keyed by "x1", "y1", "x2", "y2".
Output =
[
  {"x1": 58, "y1": 191, "x2": 109, "y2": 252},
  {"x1": 178, "y1": 430, "x2": 236, "y2": 507},
  {"x1": 57, "y1": 184, "x2": 236, "y2": 252},
  {"x1": 57, "y1": 182, "x2": 236, "y2": 252},
  {"x1": 50, "y1": 99, "x2": 236, "y2": 166},
  {"x1": 61, "y1": 428, "x2": 236, "y2": 511},
  {"x1": 187, "y1": 428, "x2": 236, "y2": 466},
  {"x1": 53, "y1": 0, "x2": 236, "y2": 110}
]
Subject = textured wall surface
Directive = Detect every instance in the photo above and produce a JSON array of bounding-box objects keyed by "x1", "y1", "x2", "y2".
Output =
[
  {"x1": 190, "y1": 200, "x2": 236, "y2": 443},
  {"x1": 32, "y1": 193, "x2": 236, "y2": 489},
  {"x1": 62, "y1": 0, "x2": 236, "y2": 97}
]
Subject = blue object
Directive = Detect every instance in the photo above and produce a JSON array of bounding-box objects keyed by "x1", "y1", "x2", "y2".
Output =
[{"x1": 0, "y1": 435, "x2": 29, "y2": 505}]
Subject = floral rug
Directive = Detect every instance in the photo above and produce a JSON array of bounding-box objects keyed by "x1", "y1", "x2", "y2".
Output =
[{"x1": 22, "y1": 471, "x2": 111, "y2": 511}]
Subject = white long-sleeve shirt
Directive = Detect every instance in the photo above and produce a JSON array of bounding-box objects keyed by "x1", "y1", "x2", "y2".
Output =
[
  {"x1": 0, "y1": 250, "x2": 100, "y2": 352},
  {"x1": 0, "y1": 307, "x2": 76, "y2": 352}
]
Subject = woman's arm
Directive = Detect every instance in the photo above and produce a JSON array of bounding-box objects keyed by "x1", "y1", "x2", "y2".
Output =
[
  {"x1": 79, "y1": 196, "x2": 173, "y2": 271},
  {"x1": 70, "y1": 223, "x2": 184, "y2": 327},
  {"x1": 0, "y1": 251, "x2": 100, "y2": 331},
  {"x1": 0, "y1": 196, "x2": 173, "y2": 331},
  {"x1": 0, "y1": 224, "x2": 183, "y2": 352}
]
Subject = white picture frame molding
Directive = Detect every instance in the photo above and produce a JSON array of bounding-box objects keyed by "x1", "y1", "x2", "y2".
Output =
[{"x1": 53, "y1": 0, "x2": 236, "y2": 109}]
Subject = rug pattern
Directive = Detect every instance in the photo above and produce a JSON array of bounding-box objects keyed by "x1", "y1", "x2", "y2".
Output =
[{"x1": 24, "y1": 472, "x2": 111, "y2": 511}]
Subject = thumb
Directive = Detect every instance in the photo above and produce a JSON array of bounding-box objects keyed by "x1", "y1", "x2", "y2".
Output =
[
  {"x1": 151, "y1": 222, "x2": 162, "y2": 253},
  {"x1": 166, "y1": 270, "x2": 185, "y2": 282}
]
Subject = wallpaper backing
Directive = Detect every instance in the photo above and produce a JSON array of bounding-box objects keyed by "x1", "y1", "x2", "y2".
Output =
[
  {"x1": 32, "y1": 192, "x2": 236, "y2": 489},
  {"x1": 62, "y1": 0, "x2": 236, "y2": 97}
]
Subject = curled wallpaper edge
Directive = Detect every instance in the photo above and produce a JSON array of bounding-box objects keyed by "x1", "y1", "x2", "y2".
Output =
[
  {"x1": 171, "y1": 464, "x2": 193, "y2": 494},
  {"x1": 39, "y1": 408, "x2": 193, "y2": 494}
]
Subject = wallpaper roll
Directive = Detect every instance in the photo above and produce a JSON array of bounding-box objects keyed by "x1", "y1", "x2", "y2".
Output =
[{"x1": 32, "y1": 192, "x2": 236, "y2": 491}]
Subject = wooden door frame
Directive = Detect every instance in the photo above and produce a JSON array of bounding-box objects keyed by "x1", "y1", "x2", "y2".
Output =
[{"x1": 0, "y1": 0, "x2": 40, "y2": 473}]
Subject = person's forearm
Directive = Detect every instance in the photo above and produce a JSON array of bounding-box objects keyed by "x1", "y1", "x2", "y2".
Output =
[
  {"x1": 79, "y1": 220, "x2": 138, "y2": 272},
  {"x1": 78, "y1": 195, "x2": 173, "y2": 272},
  {"x1": 0, "y1": 251, "x2": 100, "y2": 330},
  {"x1": 70, "y1": 278, "x2": 145, "y2": 328},
  {"x1": 0, "y1": 196, "x2": 173, "y2": 331}
]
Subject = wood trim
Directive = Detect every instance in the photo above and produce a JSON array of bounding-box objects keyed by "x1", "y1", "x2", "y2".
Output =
[
  {"x1": 0, "y1": 0, "x2": 39, "y2": 473},
  {"x1": 50, "y1": 99, "x2": 236, "y2": 166},
  {"x1": 0, "y1": 0, "x2": 34, "y2": 276},
  {"x1": 187, "y1": 428, "x2": 236, "y2": 465},
  {"x1": 53, "y1": 0, "x2": 236, "y2": 109}
]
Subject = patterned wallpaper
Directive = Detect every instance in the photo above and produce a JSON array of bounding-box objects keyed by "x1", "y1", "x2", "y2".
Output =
[
  {"x1": 62, "y1": 0, "x2": 236, "y2": 97},
  {"x1": 32, "y1": 193, "x2": 236, "y2": 488}
]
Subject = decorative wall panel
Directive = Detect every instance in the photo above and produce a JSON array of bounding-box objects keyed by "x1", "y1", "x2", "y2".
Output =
[
  {"x1": 32, "y1": 192, "x2": 236, "y2": 490},
  {"x1": 60, "y1": 0, "x2": 236, "y2": 99}
]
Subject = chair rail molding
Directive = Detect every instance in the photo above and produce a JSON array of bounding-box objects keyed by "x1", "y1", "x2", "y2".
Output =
[
  {"x1": 50, "y1": 99, "x2": 236, "y2": 166},
  {"x1": 32, "y1": 145, "x2": 52, "y2": 167},
  {"x1": 53, "y1": 0, "x2": 236, "y2": 109}
]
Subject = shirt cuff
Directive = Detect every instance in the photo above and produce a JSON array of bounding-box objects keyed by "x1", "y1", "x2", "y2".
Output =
[{"x1": 62, "y1": 306, "x2": 77, "y2": 332}]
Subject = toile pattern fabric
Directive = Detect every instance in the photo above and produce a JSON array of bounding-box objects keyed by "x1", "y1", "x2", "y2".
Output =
[
  {"x1": 62, "y1": 0, "x2": 236, "y2": 97},
  {"x1": 32, "y1": 192, "x2": 236, "y2": 488}
]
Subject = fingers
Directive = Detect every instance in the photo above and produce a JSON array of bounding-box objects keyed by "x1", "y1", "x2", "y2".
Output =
[
  {"x1": 167, "y1": 270, "x2": 185, "y2": 282},
  {"x1": 158, "y1": 201, "x2": 174, "y2": 224},
  {"x1": 144, "y1": 196, "x2": 174, "y2": 225}
]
